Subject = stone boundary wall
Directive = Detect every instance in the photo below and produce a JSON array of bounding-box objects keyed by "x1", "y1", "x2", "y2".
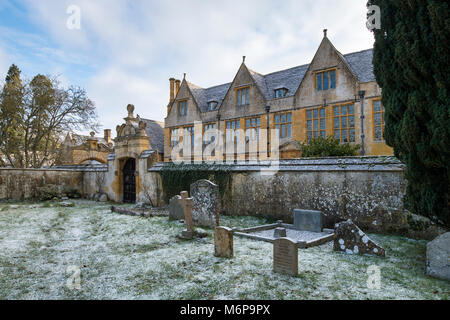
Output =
[
  {"x1": 149, "y1": 157, "x2": 443, "y2": 239},
  {"x1": 0, "y1": 165, "x2": 108, "y2": 201},
  {"x1": 0, "y1": 157, "x2": 443, "y2": 238}
]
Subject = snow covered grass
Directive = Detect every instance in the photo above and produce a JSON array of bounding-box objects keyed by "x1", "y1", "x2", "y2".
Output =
[{"x1": 0, "y1": 200, "x2": 448, "y2": 300}]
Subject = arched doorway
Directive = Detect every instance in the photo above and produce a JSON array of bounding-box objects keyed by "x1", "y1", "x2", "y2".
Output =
[{"x1": 123, "y1": 158, "x2": 136, "y2": 203}]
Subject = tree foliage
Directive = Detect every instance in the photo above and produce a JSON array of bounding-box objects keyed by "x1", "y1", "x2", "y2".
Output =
[
  {"x1": 368, "y1": 0, "x2": 449, "y2": 227},
  {"x1": 300, "y1": 136, "x2": 361, "y2": 158},
  {"x1": 0, "y1": 64, "x2": 99, "y2": 168}
]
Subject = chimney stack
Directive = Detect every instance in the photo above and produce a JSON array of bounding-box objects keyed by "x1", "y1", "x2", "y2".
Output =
[
  {"x1": 169, "y1": 78, "x2": 176, "y2": 103},
  {"x1": 104, "y1": 129, "x2": 111, "y2": 144},
  {"x1": 175, "y1": 79, "x2": 181, "y2": 96}
]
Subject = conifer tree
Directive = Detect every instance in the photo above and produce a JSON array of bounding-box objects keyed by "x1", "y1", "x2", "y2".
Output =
[{"x1": 368, "y1": 0, "x2": 449, "y2": 227}]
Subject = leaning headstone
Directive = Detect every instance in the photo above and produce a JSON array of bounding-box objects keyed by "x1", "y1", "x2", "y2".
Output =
[
  {"x1": 214, "y1": 226, "x2": 234, "y2": 258},
  {"x1": 273, "y1": 238, "x2": 298, "y2": 276},
  {"x1": 190, "y1": 180, "x2": 219, "y2": 228},
  {"x1": 334, "y1": 220, "x2": 385, "y2": 257},
  {"x1": 169, "y1": 195, "x2": 185, "y2": 221},
  {"x1": 274, "y1": 227, "x2": 287, "y2": 239},
  {"x1": 293, "y1": 209, "x2": 323, "y2": 232},
  {"x1": 180, "y1": 191, "x2": 194, "y2": 239},
  {"x1": 426, "y1": 232, "x2": 450, "y2": 281}
]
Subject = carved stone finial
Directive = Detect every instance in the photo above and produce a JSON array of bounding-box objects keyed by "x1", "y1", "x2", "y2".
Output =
[
  {"x1": 127, "y1": 104, "x2": 135, "y2": 118},
  {"x1": 243, "y1": 56, "x2": 246, "y2": 63},
  {"x1": 323, "y1": 29, "x2": 328, "y2": 37},
  {"x1": 90, "y1": 131, "x2": 95, "y2": 137},
  {"x1": 183, "y1": 73, "x2": 186, "y2": 80},
  {"x1": 139, "y1": 121, "x2": 147, "y2": 130}
]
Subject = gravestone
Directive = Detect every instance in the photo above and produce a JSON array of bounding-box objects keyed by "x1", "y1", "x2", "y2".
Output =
[
  {"x1": 334, "y1": 220, "x2": 385, "y2": 257},
  {"x1": 274, "y1": 227, "x2": 287, "y2": 239},
  {"x1": 180, "y1": 191, "x2": 194, "y2": 239},
  {"x1": 293, "y1": 209, "x2": 323, "y2": 232},
  {"x1": 169, "y1": 195, "x2": 184, "y2": 221},
  {"x1": 190, "y1": 180, "x2": 219, "y2": 228},
  {"x1": 214, "y1": 226, "x2": 234, "y2": 258},
  {"x1": 273, "y1": 238, "x2": 298, "y2": 276},
  {"x1": 426, "y1": 232, "x2": 450, "y2": 281}
]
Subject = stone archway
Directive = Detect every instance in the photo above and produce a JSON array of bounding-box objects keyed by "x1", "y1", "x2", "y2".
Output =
[{"x1": 122, "y1": 158, "x2": 136, "y2": 203}]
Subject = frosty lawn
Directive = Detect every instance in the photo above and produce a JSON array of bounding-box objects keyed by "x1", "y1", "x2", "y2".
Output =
[{"x1": 0, "y1": 200, "x2": 448, "y2": 300}]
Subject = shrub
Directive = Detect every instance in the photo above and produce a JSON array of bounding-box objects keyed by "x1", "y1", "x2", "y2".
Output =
[
  {"x1": 63, "y1": 187, "x2": 81, "y2": 199},
  {"x1": 38, "y1": 184, "x2": 60, "y2": 201},
  {"x1": 300, "y1": 136, "x2": 361, "y2": 157}
]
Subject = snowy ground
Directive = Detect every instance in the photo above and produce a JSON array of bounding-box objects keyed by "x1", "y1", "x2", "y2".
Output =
[{"x1": 0, "y1": 200, "x2": 448, "y2": 300}]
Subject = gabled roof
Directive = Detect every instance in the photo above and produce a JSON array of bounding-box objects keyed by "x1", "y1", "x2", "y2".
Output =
[
  {"x1": 188, "y1": 82, "x2": 231, "y2": 112},
  {"x1": 343, "y1": 49, "x2": 375, "y2": 83},
  {"x1": 185, "y1": 48, "x2": 375, "y2": 112}
]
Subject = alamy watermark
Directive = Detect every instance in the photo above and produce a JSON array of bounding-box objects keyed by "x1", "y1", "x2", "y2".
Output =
[
  {"x1": 367, "y1": 5, "x2": 381, "y2": 30},
  {"x1": 66, "y1": 5, "x2": 81, "y2": 30},
  {"x1": 66, "y1": 265, "x2": 82, "y2": 290},
  {"x1": 170, "y1": 124, "x2": 280, "y2": 176},
  {"x1": 366, "y1": 265, "x2": 381, "y2": 290}
]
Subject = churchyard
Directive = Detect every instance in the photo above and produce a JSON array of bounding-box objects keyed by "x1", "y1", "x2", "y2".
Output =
[{"x1": 0, "y1": 199, "x2": 448, "y2": 300}]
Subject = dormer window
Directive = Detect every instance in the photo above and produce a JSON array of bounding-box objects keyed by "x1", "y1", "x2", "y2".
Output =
[
  {"x1": 178, "y1": 100, "x2": 188, "y2": 116},
  {"x1": 208, "y1": 101, "x2": 218, "y2": 111},
  {"x1": 316, "y1": 69, "x2": 337, "y2": 91},
  {"x1": 274, "y1": 88, "x2": 287, "y2": 99},
  {"x1": 237, "y1": 86, "x2": 250, "y2": 106}
]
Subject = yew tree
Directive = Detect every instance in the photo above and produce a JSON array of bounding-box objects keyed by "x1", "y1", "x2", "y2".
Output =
[{"x1": 368, "y1": 0, "x2": 449, "y2": 227}]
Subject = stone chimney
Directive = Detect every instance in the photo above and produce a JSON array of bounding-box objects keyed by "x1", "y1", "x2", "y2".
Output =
[
  {"x1": 104, "y1": 129, "x2": 111, "y2": 144},
  {"x1": 169, "y1": 78, "x2": 176, "y2": 103},
  {"x1": 175, "y1": 79, "x2": 181, "y2": 96}
]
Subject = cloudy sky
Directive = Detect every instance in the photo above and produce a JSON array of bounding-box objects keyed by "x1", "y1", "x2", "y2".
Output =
[{"x1": 0, "y1": 0, "x2": 374, "y2": 137}]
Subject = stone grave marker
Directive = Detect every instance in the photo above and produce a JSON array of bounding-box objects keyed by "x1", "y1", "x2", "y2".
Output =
[
  {"x1": 214, "y1": 226, "x2": 234, "y2": 258},
  {"x1": 190, "y1": 180, "x2": 219, "y2": 228},
  {"x1": 426, "y1": 232, "x2": 450, "y2": 281},
  {"x1": 169, "y1": 195, "x2": 184, "y2": 221},
  {"x1": 274, "y1": 227, "x2": 287, "y2": 239},
  {"x1": 334, "y1": 219, "x2": 385, "y2": 257},
  {"x1": 293, "y1": 209, "x2": 323, "y2": 232},
  {"x1": 273, "y1": 238, "x2": 298, "y2": 276},
  {"x1": 180, "y1": 191, "x2": 194, "y2": 239}
]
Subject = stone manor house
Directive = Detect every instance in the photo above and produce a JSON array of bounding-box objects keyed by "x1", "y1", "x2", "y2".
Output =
[
  {"x1": 164, "y1": 30, "x2": 392, "y2": 161},
  {"x1": 44, "y1": 31, "x2": 396, "y2": 206}
]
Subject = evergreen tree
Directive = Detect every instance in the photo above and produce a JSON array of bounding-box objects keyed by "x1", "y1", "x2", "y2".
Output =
[
  {"x1": 368, "y1": 0, "x2": 449, "y2": 227},
  {"x1": 0, "y1": 64, "x2": 25, "y2": 167}
]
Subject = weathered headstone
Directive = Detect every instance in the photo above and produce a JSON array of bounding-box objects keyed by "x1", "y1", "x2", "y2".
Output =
[
  {"x1": 180, "y1": 191, "x2": 194, "y2": 239},
  {"x1": 169, "y1": 195, "x2": 184, "y2": 221},
  {"x1": 293, "y1": 209, "x2": 323, "y2": 232},
  {"x1": 273, "y1": 238, "x2": 298, "y2": 276},
  {"x1": 334, "y1": 220, "x2": 385, "y2": 257},
  {"x1": 274, "y1": 227, "x2": 287, "y2": 239},
  {"x1": 190, "y1": 180, "x2": 219, "y2": 228},
  {"x1": 214, "y1": 226, "x2": 234, "y2": 258},
  {"x1": 426, "y1": 232, "x2": 450, "y2": 281}
]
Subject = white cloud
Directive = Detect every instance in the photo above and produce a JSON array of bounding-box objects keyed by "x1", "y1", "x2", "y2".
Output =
[{"x1": 12, "y1": 0, "x2": 374, "y2": 133}]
